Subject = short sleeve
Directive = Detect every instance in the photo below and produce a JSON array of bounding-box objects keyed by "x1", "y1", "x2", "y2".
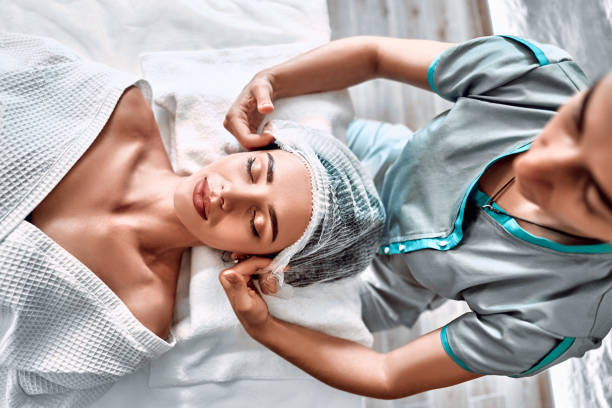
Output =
[
  {"x1": 347, "y1": 119, "x2": 412, "y2": 194},
  {"x1": 428, "y1": 35, "x2": 587, "y2": 103},
  {"x1": 442, "y1": 312, "x2": 589, "y2": 377}
]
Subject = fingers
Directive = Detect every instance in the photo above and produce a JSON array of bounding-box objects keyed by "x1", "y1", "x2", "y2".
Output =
[
  {"x1": 259, "y1": 273, "x2": 278, "y2": 295},
  {"x1": 258, "y1": 264, "x2": 290, "y2": 295},
  {"x1": 228, "y1": 256, "x2": 274, "y2": 278},
  {"x1": 224, "y1": 110, "x2": 275, "y2": 150},
  {"x1": 219, "y1": 262, "x2": 272, "y2": 333},
  {"x1": 224, "y1": 75, "x2": 276, "y2": 150},
  {"x1": 241, "y1": 132, "x2": 276, "y2": 150},
  {"x1": 252, "y1": 85, "x2": 274, "y2": 114},
  {"x1": 223, "y1": 112, "x2": 252, "y2": 145},
  {"x1": 218, "y1": 269, "x2": 254, "y2": 314},
  {"x1": 221, "y1": 256, "x2": 282, "y2": 295}
]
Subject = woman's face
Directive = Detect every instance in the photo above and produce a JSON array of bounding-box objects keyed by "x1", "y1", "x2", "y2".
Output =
[
  {"x1": 174, "y1": 150, "x2": 312, "y2": 255},
  {"x1": 514, "y1": 73, "x2": 612, "y2": 241}
]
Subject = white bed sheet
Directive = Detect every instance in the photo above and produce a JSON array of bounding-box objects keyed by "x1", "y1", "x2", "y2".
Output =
[
  {"x1": 91, "y1": 363, "x2": 362, "y2": 408},
  {"x1": 0, "y1": 2, "x2": 365, "y2": 407},
  {"x1": 0, "y1": 0, "x2": 330, "y2": 74}
]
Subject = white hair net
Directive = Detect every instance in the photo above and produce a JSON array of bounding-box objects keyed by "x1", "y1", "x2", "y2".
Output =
[{"x1": 264, "y1": 120, "x2": 385, "y2": 288}]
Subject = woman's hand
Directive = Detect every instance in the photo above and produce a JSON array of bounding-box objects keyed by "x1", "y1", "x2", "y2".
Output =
[
  {"x1": 219, "y1": 256, "x2": 278, "y2": 335},
  {"x1": 224, "y1": 72, "x2": 277, "y2": 150}
]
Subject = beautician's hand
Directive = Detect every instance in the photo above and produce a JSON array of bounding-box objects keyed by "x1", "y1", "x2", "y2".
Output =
[
  {"x1": 224, "y1": 72, "x2": 276, "y2": 149},
  {"x1": 219, "y1": 256, "x2": 276, "y2": 334}
]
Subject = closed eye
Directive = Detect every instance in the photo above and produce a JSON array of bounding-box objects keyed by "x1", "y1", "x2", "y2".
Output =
[
  {"x1": 250, "y1": 212, "x2": 260, "y2": 238},
  {"x1": 246, "y1": 156, "x2": 255, "y2": 182}
]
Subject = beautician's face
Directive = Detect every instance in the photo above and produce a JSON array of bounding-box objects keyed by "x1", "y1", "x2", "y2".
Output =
[
  {"x1": 174, "y1": 150, "x2": 312, "y2": 255},
  {"x1": 514, "y1": 73, "x2": 612, "y2": 241}
]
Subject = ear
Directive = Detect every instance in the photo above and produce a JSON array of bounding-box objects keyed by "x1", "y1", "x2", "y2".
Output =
[{"x1": 231, "y1": 252, "x2": 250, "y2": 263}]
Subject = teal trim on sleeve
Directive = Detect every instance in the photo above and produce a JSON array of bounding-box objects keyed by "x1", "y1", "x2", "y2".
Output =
[
  {"x1": 427, "y1": 55, "x2": 441, "y2": 94},
  {"x1": 511, "y1": 337, "x2": 575, "y2": 377},
  {"x1": 476, "y1": 189, "x2": 612, "y2": 254},
  {"x1": 379, "y1": 143, "x2": 532, "y2": 255},
  {"x1": 499, "y1": 35, "x2": 550, "y2": 66},
  {"x1": 441, "y1": 326, "x2": 474, "y2": 373}
]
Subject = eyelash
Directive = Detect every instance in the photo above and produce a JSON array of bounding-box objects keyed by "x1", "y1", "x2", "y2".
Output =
[
  {"x1": 246, "y1": 156, "x2": 255, "y2": 182},
  {"x1": 583, "y1": 178, "x2": 596, "y2": 214},
  {"x1": 250, "y1": 208, "x2": 259, "y2": 238},
  {"x1": 245, "y1": 158, "x2": 259, "y2": 238},
  {"x1": 573, "y1": 110, "x2": 585, "y2": 140}
]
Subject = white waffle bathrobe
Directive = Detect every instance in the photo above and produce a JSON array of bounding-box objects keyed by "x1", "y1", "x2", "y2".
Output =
[{"x1": 0, "y1": 33, "x2": 175, "y2": 407}]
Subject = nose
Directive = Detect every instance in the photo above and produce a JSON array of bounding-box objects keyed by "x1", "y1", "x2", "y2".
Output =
[
  {"x1": 515, "y1": 132, "x2": 584, "y2": 201},
  {"x1": 526, "y1": 125, "x2": 586, "y2": 175},
  {"x1": 534, "y1": 140, "x2": 582, "y2": 179},
  {"x1": 219, "y1": 182, "x2": 267, "y2": 212}
]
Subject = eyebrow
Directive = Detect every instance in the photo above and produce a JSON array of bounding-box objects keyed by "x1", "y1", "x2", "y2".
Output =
[
  {"x1": 577, "y1": 78, "x2": 603, "y2": 132},
  {"x1": 266, "y1": 152, "x2": 278, "y2": 242},
  {"x1": 269, "y1": 206, "x2": 278, "y2": 242},
  {"x1": 266, "y1": 152, "x2": 274, "y2": 182}
]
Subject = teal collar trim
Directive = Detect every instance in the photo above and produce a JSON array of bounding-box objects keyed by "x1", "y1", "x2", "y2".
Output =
[
  {"x1": 498, "y1": 35, "x2": 550, "y2": 66},
  {"x1": 475, "y1": 188, "x2": 612, "y2": 254},
  {"x1": 379, "y1": 143, "x2": 532, "y2": 255},
  {"x1": 511, "y1": 337, "x2": 575, "y2": 378}
]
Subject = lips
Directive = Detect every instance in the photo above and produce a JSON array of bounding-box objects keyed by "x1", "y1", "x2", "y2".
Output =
[{"x1": 193, "y1": 177, "x2": 211, "y2": 220}]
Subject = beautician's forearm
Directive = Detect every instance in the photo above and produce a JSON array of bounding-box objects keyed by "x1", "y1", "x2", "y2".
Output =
[
  {"x1": 267, "y1": 36, "x2": 455, "y2": 99},
  {"x1": 254, "y1": 318, "x2": 480, "y2": 399},
  {"x1": 255, "y1": 316, "x2": 391, "y2": 398}
]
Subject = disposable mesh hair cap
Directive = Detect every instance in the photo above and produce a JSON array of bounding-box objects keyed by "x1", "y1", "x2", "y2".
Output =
[{"x1": 264, "y1": 120, "x2": 385, "y2": 289}]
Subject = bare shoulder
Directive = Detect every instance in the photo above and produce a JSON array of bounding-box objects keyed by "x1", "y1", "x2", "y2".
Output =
[{"x1": 105, "y1": 86, "x2": 157, "y2": 137}]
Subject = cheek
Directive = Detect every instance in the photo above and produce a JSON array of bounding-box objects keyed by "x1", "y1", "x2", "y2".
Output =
[{"x1": 204, "y1": 218, "x2": 253, "y2": 253}]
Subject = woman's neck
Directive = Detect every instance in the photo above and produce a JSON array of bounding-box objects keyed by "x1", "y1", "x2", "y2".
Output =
[
  {"x1": 479, "y1": 155, "x2": 598, "y2": 246},
  {"x1": 117, "y1": 164, "x2": 202, "y2": 265}
]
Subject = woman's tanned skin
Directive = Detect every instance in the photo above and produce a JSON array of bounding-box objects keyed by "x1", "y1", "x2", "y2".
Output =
[{"x1": 31, "y1": 87, "x2": 312, "y2": 339}]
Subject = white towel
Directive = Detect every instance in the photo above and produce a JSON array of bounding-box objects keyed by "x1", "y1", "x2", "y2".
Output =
[
  {"x1": 140, "y1": 43, "x2": 372, "y2": 386},
  {"x1": 140, "y1": 42, "x2": 354, "y2": 175}
]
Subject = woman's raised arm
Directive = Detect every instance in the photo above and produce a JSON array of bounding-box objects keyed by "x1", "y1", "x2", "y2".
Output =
[
  {"x1": 219, "y1": 257, "x2": 480, "y2": 399},
  {"x1": 257, "y1": 319, "x2": 481, "y2": 399},
  {"x1": 224, "y1": 36, "x2": 455, "y2": 148}
]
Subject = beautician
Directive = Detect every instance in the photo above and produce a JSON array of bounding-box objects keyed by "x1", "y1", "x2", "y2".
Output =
[{"x1": 220, "y1": 35, "x2": 612, "y2": 398}]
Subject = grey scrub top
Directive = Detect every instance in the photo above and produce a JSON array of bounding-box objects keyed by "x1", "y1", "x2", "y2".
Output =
[{"x1": 350, "y1": 36, "x2": 612, "y2": 377}]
